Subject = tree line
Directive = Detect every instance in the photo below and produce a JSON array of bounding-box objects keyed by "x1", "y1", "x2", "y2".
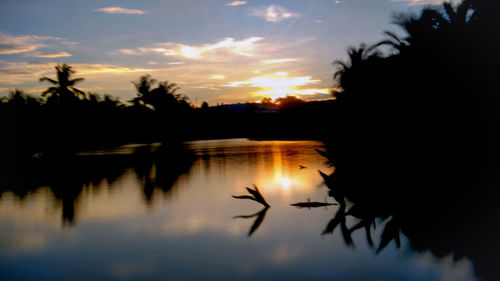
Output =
[{"x1": 0, "y1": 64, "x2": 334, "y2": 158}]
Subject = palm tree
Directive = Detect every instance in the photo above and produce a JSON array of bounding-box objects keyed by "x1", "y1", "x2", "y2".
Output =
[
  {"x1": 333, "y1": 44, "x2": 379, "y2": 94},
  {"x1": 39, "y1": 64, "x2": 85, "y2": 101},
  {"x1": 377, "y1": 1, "x2": 475, "y2": 55},
  {"x1": 442, "y1": 0, "x2": 474, "y2": 25},
  {"x1": 130, "y1": 75, "x2": 156, "y2": 107},
  {"x1": 377, "y1": 9, "x2": 444, "y2": 54},
  {"x1": 131, "y1": 75, "x2": 189, "y2": 112}
]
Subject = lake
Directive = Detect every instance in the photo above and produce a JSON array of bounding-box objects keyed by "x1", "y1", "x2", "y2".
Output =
[{"x1": 0, "y1": 139, "x2": 481, "y2": 281}]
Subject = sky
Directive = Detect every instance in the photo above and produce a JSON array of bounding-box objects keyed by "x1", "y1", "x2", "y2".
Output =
[{"x1": 0, "y1": 0, "x2": 447, "y2": 105}]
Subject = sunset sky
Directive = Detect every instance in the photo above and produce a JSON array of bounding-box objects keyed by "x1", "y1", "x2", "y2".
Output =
[{"x1": 0, "y1": 0, "x2": 445, "y2": 105}]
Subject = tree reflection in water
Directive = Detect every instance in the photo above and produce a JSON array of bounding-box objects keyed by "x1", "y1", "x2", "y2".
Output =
[
  {"x1": 316, "y1": 149, "x2": 500, "y2": 281},
  {"x1": 0, "y1": 143, "x2": 195, "y2": 226}
]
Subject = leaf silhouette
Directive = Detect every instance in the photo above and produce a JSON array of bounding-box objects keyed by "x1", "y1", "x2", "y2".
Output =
[
  {"x1": 232, "y1": 185, "x2": 270, "y2": 207},
  {"x1": 376, "y1": 217, "x2": 401, "y2": 254},
  {"x1": 234, "y1": 207, "x2": 269, "y2": 237}
]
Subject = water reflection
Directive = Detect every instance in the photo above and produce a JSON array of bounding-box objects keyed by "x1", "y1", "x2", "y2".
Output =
[
  {"x1": 233, "y1": 207, "x2": 270, "y2": 237},
  {"x1": 0, "y1": 142, "x2": 194, "y2": 225},
  {"x1": 317, "y1": 146, "x2": 500, "y2": 281},
  {"x1": 0, "y1": 139, "x2": 487, "y2": 281}
]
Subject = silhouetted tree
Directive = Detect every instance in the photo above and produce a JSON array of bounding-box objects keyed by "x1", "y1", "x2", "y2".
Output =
[
  {"x1": 326, "y1": 1, "x2": 500, "y2": 279},
  {"x1": 333, "y1": 44, "x2": 381, "y2": 100},
  {"x1": 39, "y1": 64, "x2": 85, "y2": 103},
  {"x1": 260, "y1": 97, "x2": 273, "y2": 105},
  {"x1": 275, "y1": 95, "x2": 305, "y2": 109},
  {"x1": 131, "y1": 75, "x2": 190, "y2": 113},
  {"x1": 130, "y1": 75, "x2": 156, "y2": 108}
]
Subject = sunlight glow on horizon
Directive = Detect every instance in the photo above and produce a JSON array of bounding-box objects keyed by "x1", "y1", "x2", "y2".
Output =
[
  {"x1": 224, "y1": 72, "x2": 329, "y2": 100},
  {"x1": 257, "y1": 88, "x2": 329, "y2": 100}
]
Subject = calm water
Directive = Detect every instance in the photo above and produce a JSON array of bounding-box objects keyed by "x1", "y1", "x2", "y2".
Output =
[{"x1": 0, "y1": 139, "x2": 480, "y2": 281}]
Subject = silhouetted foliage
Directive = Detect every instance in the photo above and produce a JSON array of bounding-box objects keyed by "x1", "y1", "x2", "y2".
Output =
[
  {"x1": 232, "y1": 184, "x2": 270, "y2": 207},
  {"x1": 233, "y1": 207, "x2": 269, "y2": 237},
  {"x1": 201, "y1": 101, "x2": 209, "y2": 110},
  {"x1": 324, "y1": 1, "x2": 500, "y2": 280},
  {"x1": 131, "y1": 75, "x2": 190, "y2": 113},
  {"x1": 40, "y1": 64, "x2": 85, "y2": 103},
  {"x1": 290, "y1": 198, "x2": 336, "y2": 209},
  {"x1": 1, "y1": 64, "x2": 339, "y2": 160}
]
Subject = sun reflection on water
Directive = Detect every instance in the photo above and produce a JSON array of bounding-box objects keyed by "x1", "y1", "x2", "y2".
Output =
[
  {"x1": 279, "y1": 178, "x2": 292, "y2": 188},
  {"x1": 250, "y1": 142, "x2": 325, "y2": 200}
]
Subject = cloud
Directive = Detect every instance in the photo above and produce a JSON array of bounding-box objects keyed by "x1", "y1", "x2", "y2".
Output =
[
  {"x1": 94, "y1": 6, "x2": 147, "y2": 15},
  {"x1": 118, "y1": 37, "x2": 264, "y2": 61},
  {"x1": 168, "y1": 62, "x2": 185, "y2": 65},
  {"x1": 257, "y1": 87, "x2": 329, "y2": 98},
  {"x1": 274, "y1": 72, "x2": 288, "y2": 76},
  {"x1": 226, "y1": 1, "x2": 247, "y2": 7},
  {"x1": 29, "y1": 52, "x2": 72, "y2": 58},
  {"x1": 0, "y1": 33, "x2": 60, "y2": 55},
  {"x1": 190, "y1": 84, "x2": 221, "y2": 91},
  {"x1": 0, "y1": 33, "x2": 76, "y2": 59},
  {"x1": 209, "y1": 74, "x2": 226, "y2": 80},
  {"x1": 262, "y1": 58, "x2": 298, "y2": 64},
  {"x1": 225, "y1": 75, "x2": 320, "y2": 88},
  {"x1": 390, "y1": 0, "x2": 446, "y2": 6},
  {"x1": 61, "y1": 41, "x2": 79, "y2": 45},
  {"x1": 72, "y1": 65, "x2": 152, "y2": 75},
  {"x1": 0, "y1": 60, "x2": 151, "y2": 85},
  {"x1": 252, "y1": 5, "x2": 300, "y2": 22}
]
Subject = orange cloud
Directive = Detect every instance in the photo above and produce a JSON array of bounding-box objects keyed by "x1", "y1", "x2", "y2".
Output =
[
  {"x1": 225, "y1": 75, "x2": 319, "y2": 88},
  {"x1": 29, "y1": 52, "x2": 72, "y2": 58},
  {"x1": 209, "y1": 74, "x2": 226, "y2": 80},
  {"x1": 262, "y1": 58, "x2": 298, "y2": 64}
]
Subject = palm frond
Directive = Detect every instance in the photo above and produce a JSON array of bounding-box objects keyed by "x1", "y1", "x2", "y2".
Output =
[
  {"x1": 71, "y1": 87, "x2": 85, "y2": 96},
  {"x1": 39, "y1": 77, "x2": 57, "y2": 84},
  {"x1": 41, "y1": 87, "x2": 57, "y2": 97},
  {"x1": 383, "y1": 31, "x2": 403, "y2": 44},
  {"x1": 69, "y1": 77, "x2": 85, "y2": 86},
  {"x1": 443, "y1": 2, "x2": 457, "y2": 23}
]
